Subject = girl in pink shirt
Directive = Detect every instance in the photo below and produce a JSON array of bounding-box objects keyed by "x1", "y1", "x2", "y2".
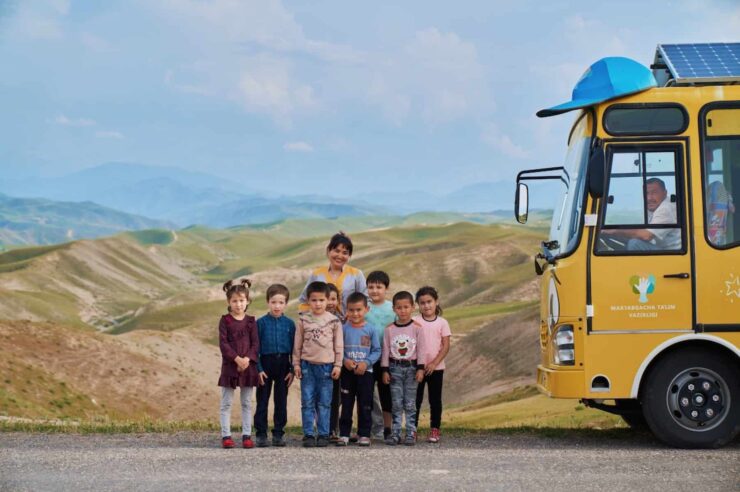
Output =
[{"x1": 413, "y1": 286, "x2": 451, "y2": 443}]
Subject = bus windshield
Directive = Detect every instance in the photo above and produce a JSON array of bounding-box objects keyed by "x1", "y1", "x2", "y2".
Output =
[{"x1": 547, "y1": 112, "x2": 591, "y2": 258}]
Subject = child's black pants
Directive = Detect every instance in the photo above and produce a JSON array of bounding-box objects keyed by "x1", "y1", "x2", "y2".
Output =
[
  {"x1": 415, "y1": 369, "x2": 444, "y2": 429},
  {"x1": 254, "y1": 353, "x2": 290, "y2": 438},
  {"x1": 339, "y1": 367, "x2": 374, "y2": 438}
]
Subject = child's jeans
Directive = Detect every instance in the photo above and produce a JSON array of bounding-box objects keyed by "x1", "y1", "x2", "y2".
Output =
[
  {"x1": 254, "y1": 353, "x2": 291, "y2": 438},
  {"x1": 220, "y1": 386, "x2": 253, "y2": 438},
  {"x1": 339, "y1": 367, "x2": 374, "y2": 438},
  {"x1": 389, "y1": 361, "x2": 418, "y2": 437},
  {"x1": 415, "y1": 369, "x2": 444, "y2": 429},
  {"x1": 300, "y1": 361, "x2": 334, "y2": 437}
]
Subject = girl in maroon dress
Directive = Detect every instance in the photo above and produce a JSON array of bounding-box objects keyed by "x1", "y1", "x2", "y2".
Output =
[{"x1": 218, "y1": 278, "x2": 259, "y2": 449}]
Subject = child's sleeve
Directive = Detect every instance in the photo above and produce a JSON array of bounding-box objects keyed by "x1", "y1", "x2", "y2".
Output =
[
  {"x1": 367, "y1": 327, "x2": 381, "y2": 366},
  {"x1": 247, "y1": 317, "x2": 259, "y2": 363},
  {"x1": 293, "y1": 317, "x2": 304, "y2": 368},
  {"x1": 333, "y1": 319, "x2": 344, "y2": 368},
  {"x1": 415, "y1": 325, "x2": 425, "y2": 371},
  {"x1": 218, "y1": 317, "x2": 238, "y2": 361},
  {"x1": 381, "y1": 325, "x2": 390, "y2": 369},
  {"x1": 441, "y1": 318, "x2": 452, "y2": 337},
  {"x1": 288, "y1": 318, "x2": 296, "y2": 371},
  {"x1": 256, "y1": 318, "x2": 265, "y2": 373}
]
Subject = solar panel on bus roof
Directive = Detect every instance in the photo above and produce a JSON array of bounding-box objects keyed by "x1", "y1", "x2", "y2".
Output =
[{"x1": 658, "y1": 43, "x2": 740, "y2": 83}]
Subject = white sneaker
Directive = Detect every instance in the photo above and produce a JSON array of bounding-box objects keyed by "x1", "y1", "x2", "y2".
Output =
[
  {"x1": 336, "y1": 436, "x2": 349, "y2": 446},
  {"x1": 358, "y1": 436, "x2": 371, "y2": 446}
]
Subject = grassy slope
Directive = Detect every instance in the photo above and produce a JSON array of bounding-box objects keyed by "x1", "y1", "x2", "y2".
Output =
[{"x1": 0, "y1": 218, "x2": 583, "y2": 427}]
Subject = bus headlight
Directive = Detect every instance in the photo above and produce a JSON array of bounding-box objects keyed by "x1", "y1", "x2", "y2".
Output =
[{"x1": 552, "y1": 325, "x2": 575, "y2": 366}]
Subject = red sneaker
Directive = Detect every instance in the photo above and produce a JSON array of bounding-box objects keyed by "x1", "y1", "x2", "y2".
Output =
[
  {"x1": 242, "y1": 435, "x2": 255, "y2": 449},
  {"x1": 428, "y1": 428, "x2": 441, "y2": 443},
  {"x1": 222, "y1": 436, "x2": 235, "y2": 448}
]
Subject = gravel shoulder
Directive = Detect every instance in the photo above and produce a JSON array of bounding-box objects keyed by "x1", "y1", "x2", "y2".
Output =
[{"x1": 1, "y1": 431, "x2": 738, "y2": 491}]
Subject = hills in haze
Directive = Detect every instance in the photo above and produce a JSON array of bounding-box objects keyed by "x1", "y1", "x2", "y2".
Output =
[
  {"x1": 0, "y1": 193, "x2": 174, "y2": 246},
  {"x1": 0, "y1": 163, "x2": 558, "y2": 235}
]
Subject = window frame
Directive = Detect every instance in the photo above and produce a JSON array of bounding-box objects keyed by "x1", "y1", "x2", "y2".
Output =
[
  {"x1": 699, "y1": 101, "x2": 740, "y2": 250},
  {"x1": 594, "y1": 143, "x2": 688, "y2": 256},
  {"x1": 603, "y1": 103, "x2": 689, "y2": 137}
]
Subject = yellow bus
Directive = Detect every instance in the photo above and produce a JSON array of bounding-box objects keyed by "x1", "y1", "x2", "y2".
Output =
[{"x1": 515, "y1": 43, "x2": 739, "y2": 448}]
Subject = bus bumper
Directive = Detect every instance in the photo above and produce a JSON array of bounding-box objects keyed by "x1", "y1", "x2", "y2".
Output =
[{"x1": 537, "y1": 365, "x2": 584, "y2": 398}]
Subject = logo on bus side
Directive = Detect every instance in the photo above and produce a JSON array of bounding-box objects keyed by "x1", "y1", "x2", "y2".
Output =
[{"x1": 629, "y1": 274, "x2": 656, "y2": 303}]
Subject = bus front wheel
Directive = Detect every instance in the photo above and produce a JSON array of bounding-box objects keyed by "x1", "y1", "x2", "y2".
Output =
[{"x1": 641, "y1": 347, "x2": 739, "y2": 448}]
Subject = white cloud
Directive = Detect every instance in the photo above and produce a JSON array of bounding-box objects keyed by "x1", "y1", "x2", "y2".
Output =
[
  {"x1": 482, "y1": 124, "x2": 530, "y2": 159},
  {"x1": 238, "y1": 56, "x2": 317, "y2": 126},
  {"x1": 283, "y1": 141, "x2": 313, "y2": 152},
  {"x1": 161, "y1": 0, "x2": 364, "y2": 63},
  {"x1": 95, "y1": 130, "x2": 125, "y2": 139},
  {"x1": 367, "y1": 27, "x2": 489, "y2": 126},
  {"x1": 50, "y1": 115, "x2": 96, "y2": 127}
]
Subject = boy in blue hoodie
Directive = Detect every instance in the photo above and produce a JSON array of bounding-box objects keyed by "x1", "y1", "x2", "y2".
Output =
[{"x1": 336, "y1": 292, "x2": 381, "y2": 446}]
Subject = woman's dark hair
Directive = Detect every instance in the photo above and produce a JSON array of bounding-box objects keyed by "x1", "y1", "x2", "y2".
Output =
[
  {"x1": 416, "y1": 286, "x2": 442, "y2": 316},
  {"x1": 223, "y1": 278, "x2": 252, "y2": 312},
  {"x1": 367, "y1": 270, "x2": 390, "y2": 288},
  {"x1": 327, "y1": 231, "x2": 353, "y2": 255},
  {"x1": 392, "y1": 291, "x2": 414, "y2": 306}
]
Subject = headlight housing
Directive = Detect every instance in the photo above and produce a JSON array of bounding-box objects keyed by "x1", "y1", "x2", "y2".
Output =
[{"x1": 552, "y1": 324, "x2": 575, "y2": 366}]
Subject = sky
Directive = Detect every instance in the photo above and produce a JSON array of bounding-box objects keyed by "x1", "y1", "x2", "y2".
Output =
[{"x1": 0, "y1": 0, "x2": 737, "y2": 197}]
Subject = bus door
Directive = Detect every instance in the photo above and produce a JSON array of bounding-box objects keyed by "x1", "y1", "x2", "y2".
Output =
[
  {"x1": 589, "y1": 142, "x2": 694, "y2": 332},
  {"x1": 697, "y1": 104, "x2": 740, "y2": 331}
]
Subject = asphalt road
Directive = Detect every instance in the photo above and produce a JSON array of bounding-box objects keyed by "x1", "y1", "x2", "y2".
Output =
[{"x1": 1, "y1": 431, "x2": 738, "y2": 491}]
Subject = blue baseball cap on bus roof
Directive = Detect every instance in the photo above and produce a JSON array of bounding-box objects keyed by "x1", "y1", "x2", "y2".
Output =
[{"x1": 537, "y1": 57, "x2": 657, "y2": 118}]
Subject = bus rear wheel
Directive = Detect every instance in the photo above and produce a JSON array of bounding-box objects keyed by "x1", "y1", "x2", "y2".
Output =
[{"x1": 641, "y1": 347, "x2": 739, "y2": 448}]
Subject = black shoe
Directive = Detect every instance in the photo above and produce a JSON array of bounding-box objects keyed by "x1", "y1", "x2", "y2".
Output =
[
  {"x1": 302, "y1": 435, "x2": 316, "y2": 448},
  {"x1": 256, "y1": 435, "x2": 269, "y2": 448},
  {"x1": 316, "y1": 435, "x2": 329, "y2": 447},
  {"x1": 272, "y1": 435, "x2": 286, "y2": 447}
]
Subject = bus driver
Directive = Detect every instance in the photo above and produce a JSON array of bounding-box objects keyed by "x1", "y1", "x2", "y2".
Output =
[{"x1": 602, "y1": 178, "x2": 681, "y2": 251}]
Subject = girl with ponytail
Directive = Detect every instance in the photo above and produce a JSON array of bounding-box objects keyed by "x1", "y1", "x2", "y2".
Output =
[{"x1": 217, "y1": 278, "x2": 259, "y2": 449}]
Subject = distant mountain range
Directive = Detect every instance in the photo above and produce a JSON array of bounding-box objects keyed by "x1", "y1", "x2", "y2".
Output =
[
  {"x1": 0, "y1": 162, "x2": 558, "y2": 235},
  {"x1": 0, "y1": 193, "x2": 173, "y2": 246}
]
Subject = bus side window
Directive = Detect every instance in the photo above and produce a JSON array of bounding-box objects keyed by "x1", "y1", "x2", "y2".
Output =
[{"x1": 703, "y1": 107, "x2": 739, "y2": 248}]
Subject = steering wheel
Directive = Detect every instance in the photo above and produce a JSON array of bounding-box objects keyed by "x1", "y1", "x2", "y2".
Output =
[{"x1": 598, "y1": 234, "x2": 626, "y2": 251}]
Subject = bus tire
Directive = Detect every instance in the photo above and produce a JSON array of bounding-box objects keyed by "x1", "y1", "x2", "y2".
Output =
[{"x1": 641, "y1": 347, "x2": 740, "y2": 448}]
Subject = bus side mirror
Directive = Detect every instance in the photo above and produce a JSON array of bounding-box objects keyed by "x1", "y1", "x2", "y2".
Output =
[
  {"x1": 515, "y1": 183, "x2": 529, "y2": 224},
  {"x1": 588, "y1": 147, "x2": 605, "y2": 198}
]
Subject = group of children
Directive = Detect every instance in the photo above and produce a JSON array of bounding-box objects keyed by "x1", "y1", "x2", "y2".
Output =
[{"x1": 217, "y1": 232, "x2": 451, "y2": 448}]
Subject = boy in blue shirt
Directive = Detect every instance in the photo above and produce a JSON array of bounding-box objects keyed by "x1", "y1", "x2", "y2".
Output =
[
  {"x1": 365, "y1": 270, "x2": 395, "y2": 440},
  {"x1": 254, "y1": 284, "x2": 296, "y2": 447},
  {"x1": 337, "y1": 292, "x2": 381, "y2": 446}
]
